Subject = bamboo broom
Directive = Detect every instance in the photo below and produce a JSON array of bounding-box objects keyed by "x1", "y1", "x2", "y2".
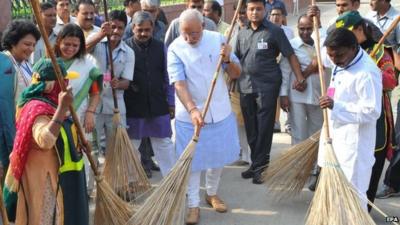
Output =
[
  {"x1": 304, "y1": 1, "x2": 377, "y2": 225},
  {"x1": 29, "y1": 0, "x2": 135, "y2": 224},
  {"x1": 263, "y1": 14, "x2": 400, "y2": 200},
  {"x1": 125, "y1": 2, "x2": 244, "y2": 224},
  {"x1": 263, "y1": 130, "x2": 320, "y2": 199},
  {"x1": 99, "y1": 0, "x2": 151, "y2": 206}
]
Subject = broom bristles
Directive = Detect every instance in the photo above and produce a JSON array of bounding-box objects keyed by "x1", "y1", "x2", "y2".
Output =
[
  {"x1": 94, "y1": 176, "x2": 135, "y2": 225},
  {"x1": 126, "y1": 137, "x2": 198, "y2": 225},
  {"x1": 263, "y1": 130, "x2": 320, "y2": 199},
  {"x1": 103, "y1": 112, "x2": 151, "y2": 202},
  {"x1": 305, "y1": 140, "x2": 376, "y2": 225}
]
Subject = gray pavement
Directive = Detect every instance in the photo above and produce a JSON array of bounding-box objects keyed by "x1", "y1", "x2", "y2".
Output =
[{"x1": 89, "y1": 2, "x2": 400, "y2": 224}]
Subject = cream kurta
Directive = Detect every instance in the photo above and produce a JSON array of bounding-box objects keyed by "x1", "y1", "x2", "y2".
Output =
[
  {"x1": 16, "y1": 116, "x2": 63, "y2": 225},
  {"x1": 318, "y1": 49, "x2": 382, "y2": 205}
]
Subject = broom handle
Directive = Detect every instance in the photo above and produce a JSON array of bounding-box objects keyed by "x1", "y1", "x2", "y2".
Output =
[
  {"x1": 102, "y1": 0, "x2": 119, "y2": 110},
  {"x1": 29, "y1": 0, "x2": 100, "y2": 177},
  {"x1": 0, "y1": 182, "x2": 9, "y2": 225},
  {"x1": 195, "y1": 0, "x2": 243, "y2": 136},
  {"x1": 370, "y1": 15, "x2": 400, "y2": 57},
  {"x1": 311, "y1": 0, "x2": 330, "y2": 139}
]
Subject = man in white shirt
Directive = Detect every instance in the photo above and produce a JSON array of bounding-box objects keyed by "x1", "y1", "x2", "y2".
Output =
[
  {"x1": 54, "y1": 0, "x2": 76, "y2": 34},
  {"x1": 168, "y1": 9, "x2": 241, "y2": 225},
  {"x1": 86, "y1": 10, "x2": 135, "y2": 153},
  {"x1": 280, "y1": 15, "x2": 324, "y2": 145},
  {"x1": 203, "y1": 1, "x2": 229, "y2": 34},
  {"x1": 75, "y1": 0, "x2": 100, "y2": 38},
  {"x1": 31, "y1": 2, "x2": 58, "y2": 64},
  {"x1": 366, "y1": 0, "x2": 400, "y2": 71},
  {"x1": 319, "y1": 28, "x2": 382, "y2": 208},
  {"x1": 269, "y1": 7, "x2": 294, "y2": 40}
]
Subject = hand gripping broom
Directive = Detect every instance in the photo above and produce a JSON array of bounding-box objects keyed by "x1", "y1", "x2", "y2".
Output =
[
  {"x1": 304, "y1": 1, "x2": 389, "y2": 225},
  {"x1": 99, "y1": 0, "x2": 151, "y2": 205},
  {"x1": 125, "y1": 1, "x2": 244, "y2": 224},
  {"x1": 29, "y1": 0, "x2": 135, "y2": 224}
]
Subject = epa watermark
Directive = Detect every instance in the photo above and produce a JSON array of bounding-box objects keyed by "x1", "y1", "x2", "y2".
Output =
[{"x1": 386, "y1": 216, "x2": 399, "y2": 223}]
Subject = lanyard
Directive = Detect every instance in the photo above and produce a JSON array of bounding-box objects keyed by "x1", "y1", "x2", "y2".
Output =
[
  {"x1": 104, "y1": 43, "x2": 122, "y2": 70},
  {"x1": 332, "y1": 49, "x2": 363, "y2": 81},
  {"x1": 20, "y1": 61, "x2": 32, "y2": 76}
]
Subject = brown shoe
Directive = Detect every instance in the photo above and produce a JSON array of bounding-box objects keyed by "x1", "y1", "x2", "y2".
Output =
[
  {"x1": 205, "y1": 194, "x2": 227, "y2": 213},
  {"x1": 186, "y1": 207, "x2": 200, "y2": 225}
]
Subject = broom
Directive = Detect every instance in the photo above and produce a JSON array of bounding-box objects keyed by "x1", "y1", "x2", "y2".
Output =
[
  {"x1": 304, "y1": 1, "x2": 378, "y2": 224},
  {"x1": 263, "y1": 14, "x2": 400, "y2": 199},
  {"x1": 125, "y1": 2, "x2": 244, "y2": 224},
  {"x1": 263, "y1": 130, "x2": 320, "y2": 199},
  {"x1": 29, "y1": 0, "x2": 135, "y2": 224},
  {"x1": 99, "y1": 0, "x2": 151, "y2": 204}
]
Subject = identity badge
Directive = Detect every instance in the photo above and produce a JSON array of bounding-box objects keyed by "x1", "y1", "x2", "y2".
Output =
[
  {"x1": 257, "y1": 39, "x2": 268, "y2": 50},
  {"x1": 327, "y1": 87, "x2": 335, "y2": 98},
  {"x1": 103, "y1": 71, "x2": 111, "y2": 89}
]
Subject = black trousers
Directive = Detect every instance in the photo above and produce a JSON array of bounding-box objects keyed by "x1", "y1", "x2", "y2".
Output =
[
  {"x1": 139, "y1": 137, "x2": 153, "y2": 171},
  {"x1": 240, "y1": 89, "x2": 280, "y2": 171},
  {"x1": 384, "y1": 149, "x2": 400, "y2": 192},
  {"x1": 367, "y1": 148, "x2": 387, "y2": 208}
]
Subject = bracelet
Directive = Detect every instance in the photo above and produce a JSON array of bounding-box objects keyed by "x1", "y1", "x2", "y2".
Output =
[
  {"x1": 188, "y1": 106, "x2": 197, "y2": 114},
  {"x1": 86, "y1": 110, "x2": 96, "y2": 114},
  {"x1": 51, "y1": 119, "x2": 63, "y2": 126}
]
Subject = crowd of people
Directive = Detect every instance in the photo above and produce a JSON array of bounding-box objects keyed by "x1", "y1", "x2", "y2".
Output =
[{"x1": 0, "y1": 0, "x2": 399, "y2": 224}]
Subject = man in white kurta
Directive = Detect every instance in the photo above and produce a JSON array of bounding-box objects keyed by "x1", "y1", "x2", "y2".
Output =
[
  {"x1": 318, "y1": 28, "x2": 382, "y2": 208},
  {"x1": 168, "y1": 9, "x2": 241, "y2": 225}
]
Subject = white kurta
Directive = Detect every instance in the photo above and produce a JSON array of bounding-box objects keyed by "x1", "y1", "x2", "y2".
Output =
[{"x1": 318, "y1": 48, "x2": 382, "y2": 204}]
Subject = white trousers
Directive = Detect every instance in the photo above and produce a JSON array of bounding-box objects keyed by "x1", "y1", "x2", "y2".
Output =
[
  {"x1": 131, "y1": 137, "x2": 176, "y2": 176},
  {"x1": 290, "y1": 102, "x2": 323, "y2": 145},
  {"x1": 187, "y1": 168, "x2": 223, "y2": 208}
]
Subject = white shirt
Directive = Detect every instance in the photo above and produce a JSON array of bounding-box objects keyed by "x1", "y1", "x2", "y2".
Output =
[
  {"x1": 318, "y1": 48, "x2": 382, "y2": 198},
  {"x1": 54, "y1": 15, "x2": 76, "y2": 34},
  {"x1": 281, "y1": 25, "x2": 294, "y2": 40},
  {"x1": 168, "y1": 30, "x2": 239, "y2": 123},
  {"x1": 366, "y1": 6, "x2": 400, "y2": 52},
  {"x1": 88, "y1": 38, "x2": 135, "y2": 114},
  {"x1": 280, "y1": 37, "x2": 328, "y2": 105},
  {"x1": 30, "y1": 30, "x2": 58, "y2": 64}
]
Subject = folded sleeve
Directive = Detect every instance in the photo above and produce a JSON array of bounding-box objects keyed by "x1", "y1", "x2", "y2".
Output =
[{"x1": 32, "y1": 116, "x2": 58, "y2": 150}]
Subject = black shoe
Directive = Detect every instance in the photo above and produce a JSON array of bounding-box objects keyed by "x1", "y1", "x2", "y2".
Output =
[
  {"x1": 252, "y1": 171, "x2": 264, "y2": 184},
  {"x1": 150, "y1": 160, "x2": 160, "y2": 171},
  {"x1": 241, "y1": 168, "x2": 254, "y2": 179},
  {"x1": 308, "y1": 177, "x2": 317, "y2": 192},
  {"x1": 145, "y1": 169, "x2": 152, "y2": 178}
]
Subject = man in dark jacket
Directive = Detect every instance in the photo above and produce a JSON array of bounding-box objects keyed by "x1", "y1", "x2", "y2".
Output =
[{"x1": 125, "y1": 11, "x2": 176, "y2": 177}]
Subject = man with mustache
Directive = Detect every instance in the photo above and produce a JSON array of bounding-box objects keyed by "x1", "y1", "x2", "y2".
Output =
[
  {"x1": 75, "y1": 0, "x2": 100, "y2": 38},
  {"x1": 86, "y1": 10, "x2": 135, "y2": 161},
  {"x1": 124, "y1": 11, "x2": 176, "y2": 178}
]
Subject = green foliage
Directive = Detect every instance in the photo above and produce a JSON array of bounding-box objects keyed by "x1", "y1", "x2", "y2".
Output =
[{"x1": 11, "y1": 0, "x2": 184, "y2": 19}]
